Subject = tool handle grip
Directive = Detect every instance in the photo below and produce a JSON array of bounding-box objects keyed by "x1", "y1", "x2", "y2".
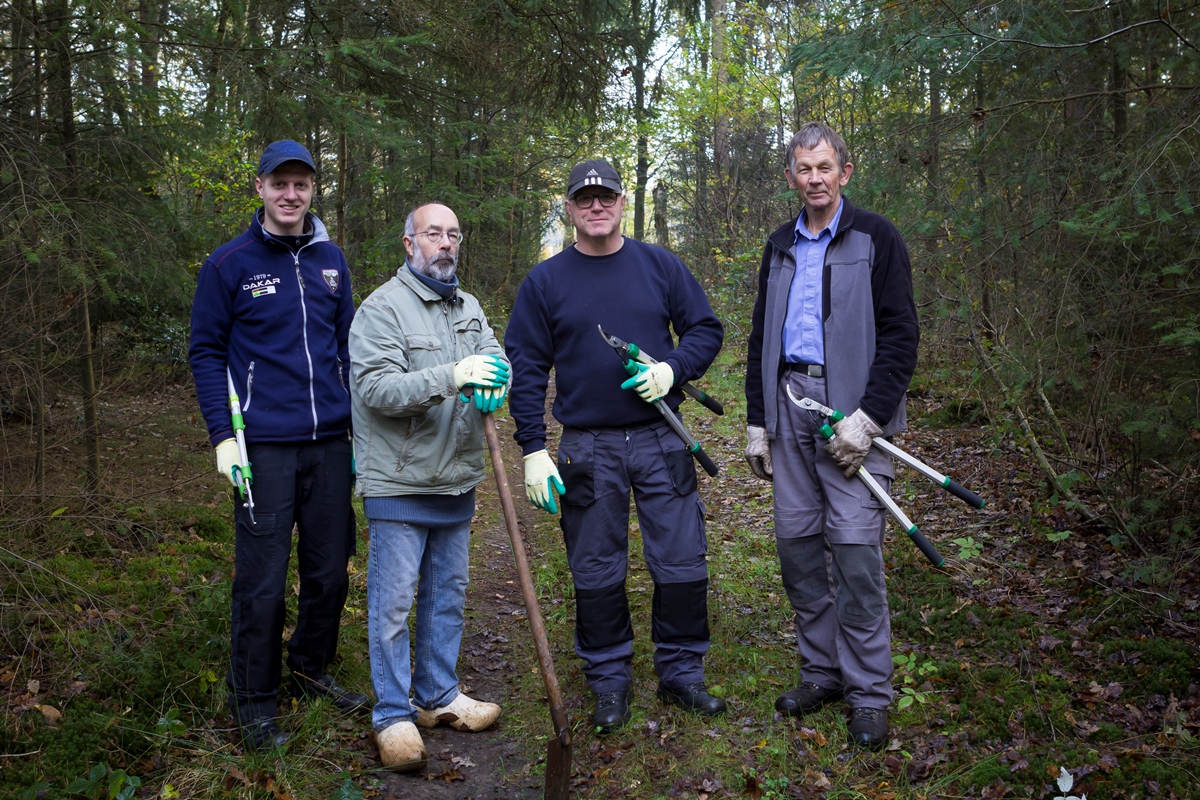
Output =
[
  {"x1": 683, "y1": 384, "x2": 724, "y2": 415},
  {"x1": 907, "y1": 527, "x2": 945, "y2": 567},
  {"x1": 692, "y1": 444, "x2": 719, "y2": 477},
  {"x1": 946, "y1": 480, "x2": 986, "y2": 509}
]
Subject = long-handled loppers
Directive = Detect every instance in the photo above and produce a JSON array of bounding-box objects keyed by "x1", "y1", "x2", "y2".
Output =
[
  {"x1": 604, "y1": 329, "x2": 724, "y2": 415},
  {"x1": 788, "y1": 394, "x2": 986, "y2": 509},
  {"x1": 225, "y1": 367, "x2": 256, "y2": 524},
  {"x1": 481, "y1": 410, "x2": 572, "y2": 799},
  {"x1": 598, "y1": 326, "x2": 719, "y2": 477},
  {"x1": 784, "y1": 385, "x2": 945, "y2": 567}
]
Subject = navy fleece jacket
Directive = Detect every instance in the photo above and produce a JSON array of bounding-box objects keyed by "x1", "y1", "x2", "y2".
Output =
[
  {"x1": 505, "y1": 238, "x2": 723, "y2": 455},
  {"x1": 189, "y1": 210, "x2": 354, "y2": 446}
]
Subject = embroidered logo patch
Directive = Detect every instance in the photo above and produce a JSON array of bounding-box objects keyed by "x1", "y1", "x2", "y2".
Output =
[
  {"x1": 322, "y1": 269, "x2": 339, "y2": 293},
  {"x1": 242, "y1": 275, "x2": 281, "y2": 298}
]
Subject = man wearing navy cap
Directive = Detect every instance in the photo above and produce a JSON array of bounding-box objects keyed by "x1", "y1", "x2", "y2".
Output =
[
  {"x1": 189, "y1": 139, "x2": 369, "y2": 750},
  {"x1": 505, "y1": 159, "x2": 726, "y2": 733}
]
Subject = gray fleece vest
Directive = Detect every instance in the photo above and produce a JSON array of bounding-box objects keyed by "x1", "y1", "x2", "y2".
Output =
[{"x1": 760, "y1": 229, "x2": 907, "y2": 439}]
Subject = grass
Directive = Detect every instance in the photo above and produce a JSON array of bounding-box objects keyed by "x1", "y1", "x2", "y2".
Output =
[{"x1": 2, "y1": 319, "x2": 1198, "y2": 798}]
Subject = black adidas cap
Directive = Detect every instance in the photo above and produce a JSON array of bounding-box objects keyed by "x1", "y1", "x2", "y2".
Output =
[{"x1": 567, "y1": 160, "x2": 623, "y2": 198}]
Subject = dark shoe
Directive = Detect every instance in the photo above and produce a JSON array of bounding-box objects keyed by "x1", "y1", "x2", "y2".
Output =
[
  {"x1": 656, "y1": 683, "x2": 727, "y2": 717},
  {"x1": 848, "y1": 707, "x2": 888, "y2": 750},
  {"x1": 242, "y1": 717, "x2": 291, "y2": 750},
  {"x1": 592, "y1": 690, "x2": 631, "y2": 734},
  {"x1": 293, "y1": 673, "x2": 371, "y2": 714},
  {"x1": 775, "y1": 681, "x2": 843, "y2": 717}
]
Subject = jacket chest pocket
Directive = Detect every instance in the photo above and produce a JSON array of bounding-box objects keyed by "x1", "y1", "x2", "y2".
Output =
[
  {"x1": 452, "y1": 316, "x2": 482, "y2": 353},
  {"x1": 404, "y1": 332, "x2": 445, "y2": 372}
]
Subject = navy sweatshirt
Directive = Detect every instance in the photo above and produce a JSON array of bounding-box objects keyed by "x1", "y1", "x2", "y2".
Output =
[
  {"x1": 189, "y1": 210, "x2": 355, "y2": 446},
  {"x1": 505, "y1": 238, "x2": 723, "y2": 455}
]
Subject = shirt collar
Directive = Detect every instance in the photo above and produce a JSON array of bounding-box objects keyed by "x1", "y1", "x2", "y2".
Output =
[{"x1": 794, "y1": 198, "x2": 844, "y2": 244}]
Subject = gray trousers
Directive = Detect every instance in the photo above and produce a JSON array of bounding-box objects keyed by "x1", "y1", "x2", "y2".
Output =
[
  {"x1": 558, "y1": 422, "x2": 710, "y2": 692},
  {"x1": 772, "y1": 368, "x2": 894, "y2": 709}
]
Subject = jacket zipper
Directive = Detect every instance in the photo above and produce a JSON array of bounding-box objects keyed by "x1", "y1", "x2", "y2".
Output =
[
  {"x1": 244, "y1": 361, "x2": 256, "y2": 411},
  {"x1": 292, "y1": 248, "x2": 319, "y2": 439}
]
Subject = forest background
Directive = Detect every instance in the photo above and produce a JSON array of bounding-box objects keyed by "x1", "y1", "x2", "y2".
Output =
[{"x1": 1, "y1": 0, "x2": 1198, "y2": 798}]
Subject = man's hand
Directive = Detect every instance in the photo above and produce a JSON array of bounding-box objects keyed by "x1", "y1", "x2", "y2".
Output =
[
  {"x1": 453, "y1": 355, "x2": 509, "y2": 390},
  {"x1": 824, "y1": 408, "x2": 883, "y2": 477},
  {"x1": 470, "y1": 385, "x2": 507, "y2": 414},
  {"x1": 620, "y1": 362, "x2": 673, "y2": 404},
  {"x1": 523, "y1": 449, "x2": 565, "y2": 514},
  {"x1": 215, "y1": 438, "x2": 240, "y2": 487},
  {"x1": 745, "y1": 425, "x2": 772, "y2": 481}
]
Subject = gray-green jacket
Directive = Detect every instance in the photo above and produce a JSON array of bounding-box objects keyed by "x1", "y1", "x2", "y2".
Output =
[{"x1": 350, "y1": 264, "x2": 508, "y2": 497}]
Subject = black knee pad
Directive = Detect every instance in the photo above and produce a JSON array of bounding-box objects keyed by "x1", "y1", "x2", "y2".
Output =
[
  {"x1": 776, "y1": 535, "x2": 829, "y2": 609},
  {"x1": 830, "y1": 543, "x2": 886, "y2": 625},
  {"x1": 575, "y1": 580, "x2": 633, "y2": 651},
  {"x1": 651, "y1": 579, "x2": 710, "y2": 643}
]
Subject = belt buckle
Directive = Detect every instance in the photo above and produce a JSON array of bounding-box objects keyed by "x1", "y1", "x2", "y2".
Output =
[{"x1": 807, "y1": 364, "x2": 824, "y2": 378}]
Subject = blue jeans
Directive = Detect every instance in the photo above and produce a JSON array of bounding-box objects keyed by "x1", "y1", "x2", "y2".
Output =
[{"x1": 367, "y1": 518, "x2": 471, "y2": 731}]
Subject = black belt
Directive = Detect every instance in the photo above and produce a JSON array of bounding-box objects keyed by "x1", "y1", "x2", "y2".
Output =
[{"x1": 785, "y1": 362, "x2": 824, "y2": 378}]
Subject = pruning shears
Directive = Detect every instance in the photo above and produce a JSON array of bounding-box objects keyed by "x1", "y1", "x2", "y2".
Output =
[
  {"x1": 597, "y1": 325, "x2": 724, "y2": 416},
  {"x1": 226, "y1": 368, "x2": 256, "y2": 524},
  {"x1": 784, "y1": 386, "x2": 947, "y2": 567},
  {"x1": 598, "y1": 325, "x2": 719, "y2": 477}
]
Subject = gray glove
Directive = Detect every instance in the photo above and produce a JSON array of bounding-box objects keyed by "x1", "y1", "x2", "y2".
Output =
[
  {"x1": 823, "y1": 408, "x2": 883, "y2": 477},
  {"x1": 745, "y1": 425, "x2": 772, "y2": 481}
]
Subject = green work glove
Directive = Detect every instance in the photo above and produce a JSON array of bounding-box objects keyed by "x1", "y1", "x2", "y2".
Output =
[
  {"x1": 745, "y1": 425, "x2": 772, "y2": 481},
  {"x1": 824, "y1": 408, "x2": 883, "y2": 477},
  {"x1": 453, "y1": 355, "x2": 509, "y2": 391},
  {"x1": 465, "y1": 385, "x2": 507, "y2": 414},
  {"x1": 620, "y1": 361, "x2": 674, "y2": 404},
  {"x1": 215, "y1": 438, "x2": 240, "y2": 488},
  {"x1": 523, "y1": 449, "x2": 565, "y2": 514}
]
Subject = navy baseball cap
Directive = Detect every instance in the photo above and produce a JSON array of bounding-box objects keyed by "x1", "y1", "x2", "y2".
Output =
[
  {"x1": 257, "y1": 140, "x2": 316, "y2": 175},
  {"x1": 567, "y1": 160, "x2": 623, "y2": 198}
]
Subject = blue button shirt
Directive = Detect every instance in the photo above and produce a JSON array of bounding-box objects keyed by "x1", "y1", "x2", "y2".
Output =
[{"x1": 783, "y1": 200, "x2": 844, "y2": 365}]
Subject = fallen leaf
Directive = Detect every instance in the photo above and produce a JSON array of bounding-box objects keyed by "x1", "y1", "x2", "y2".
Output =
[
  {"x1": 35, "y1": 704, "x2": 62, "y2": 726},
  {"x1": 27, "y1": 679, "x2": 40, "y2": 694},
  {"x1": 796, "y1": 726, "x2": 827, "y2": 746}
]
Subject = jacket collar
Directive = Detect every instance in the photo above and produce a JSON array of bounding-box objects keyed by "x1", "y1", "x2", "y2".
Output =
[
  {"x1": 768, "y1": 195, "x2": 857, "y2": 254},
  {"x1": 396, "y1": 260, "x2": 460, "y2": 304},
  {"x1": 249, "y1": 208, "x2": 330, "y2": 247}
]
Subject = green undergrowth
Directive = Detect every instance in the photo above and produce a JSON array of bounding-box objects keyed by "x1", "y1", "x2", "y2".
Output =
[
  {"x1": 505, "y1": 337, "x2": 1200, "y2": 798},
  {"x1": 0, "y1": 383, "x2": 374, "y2": 799}
]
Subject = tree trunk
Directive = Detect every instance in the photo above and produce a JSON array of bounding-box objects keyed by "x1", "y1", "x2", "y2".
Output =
[
  {"x1": 711, "y1": 0, "x2": 729, "y2": 239},
  {"x1": 653, "y1": 182, "x2": 669, "y2": 247}
]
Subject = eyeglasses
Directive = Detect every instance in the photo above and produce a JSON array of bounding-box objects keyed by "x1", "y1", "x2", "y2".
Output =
[
  {"x1": 571, "y1": 191, "x2": 622, "y2": 209},
  {"x1": 413, "y1": 229, "x2": 464, "y2": 245}
]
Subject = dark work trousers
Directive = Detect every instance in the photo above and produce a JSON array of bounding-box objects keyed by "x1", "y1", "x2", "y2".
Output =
[
  {"x1": 227, "y1": 435, "x2": 356, "y2": 724},
  {"x1": 772, "y1": 368, "x2": 894, "y2": 709},
  {"x1": 557, "y1": 421, "x2": 710, "y2": 693}
]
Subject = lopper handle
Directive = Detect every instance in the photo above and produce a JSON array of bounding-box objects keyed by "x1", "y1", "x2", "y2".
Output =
[
  {"x1": 683, "y1": 384, "x2": 724, "y2": 416},
  {"x1": 946, "y1": 479, "x2": 986, "y2": 509},
  {"x1": 691, "y1": 444, "x2": 719, "y2": 478},
  {"x1": 906, "y1": 527, "x2": 945, "y2": 567}
]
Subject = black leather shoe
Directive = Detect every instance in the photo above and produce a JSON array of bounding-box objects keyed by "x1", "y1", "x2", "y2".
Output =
[
  {"x1": 775, "y1": 681, "x2": 843, "y2": 717},
  {"x1": 293, "y1": 673, "x2": 371, "y2": 714},
  {"x1": 848, "y1": 707, "x2": 888, "y2": 750},
  {"x1": 593, "y1": 690, "x2": 631, "y2": 733},
  {"x1": 242, "y1": 717, "x2": 291, "y2": 750},
  {"x1": 656, "y1": 683, "x2": 727, "y2": 717}
]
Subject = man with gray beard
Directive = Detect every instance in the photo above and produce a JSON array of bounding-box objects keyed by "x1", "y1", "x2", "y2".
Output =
[{"x1": 349, "y1": 202, "x2": 510, "y2": 771}]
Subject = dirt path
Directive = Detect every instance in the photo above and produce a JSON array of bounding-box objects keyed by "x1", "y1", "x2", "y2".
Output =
[{"x1": 364, "y1": 413, "x2": 561, "y2": 799}]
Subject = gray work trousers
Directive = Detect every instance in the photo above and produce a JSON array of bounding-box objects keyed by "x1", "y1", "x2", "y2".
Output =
[
  {"x1": 771, "y1": 368, "x2": 894, "y2": 709},
  {"x1": 558, "y1": 422, "x2": 710, "y2": 692}
]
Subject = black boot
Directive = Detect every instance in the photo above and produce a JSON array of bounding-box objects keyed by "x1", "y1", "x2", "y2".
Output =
[
  {"x1": 292, "y1": 673, "x2": 371, "y2": 714},
  {"x1": 657, "y1": 683, "x2": 727, "y2": 716},
  {"x1": 242, "y1": 717, "x2": 291, "y2": 750},
  {"x1": 592, "y1": 689, "x2": 631, "y2": 734}
]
